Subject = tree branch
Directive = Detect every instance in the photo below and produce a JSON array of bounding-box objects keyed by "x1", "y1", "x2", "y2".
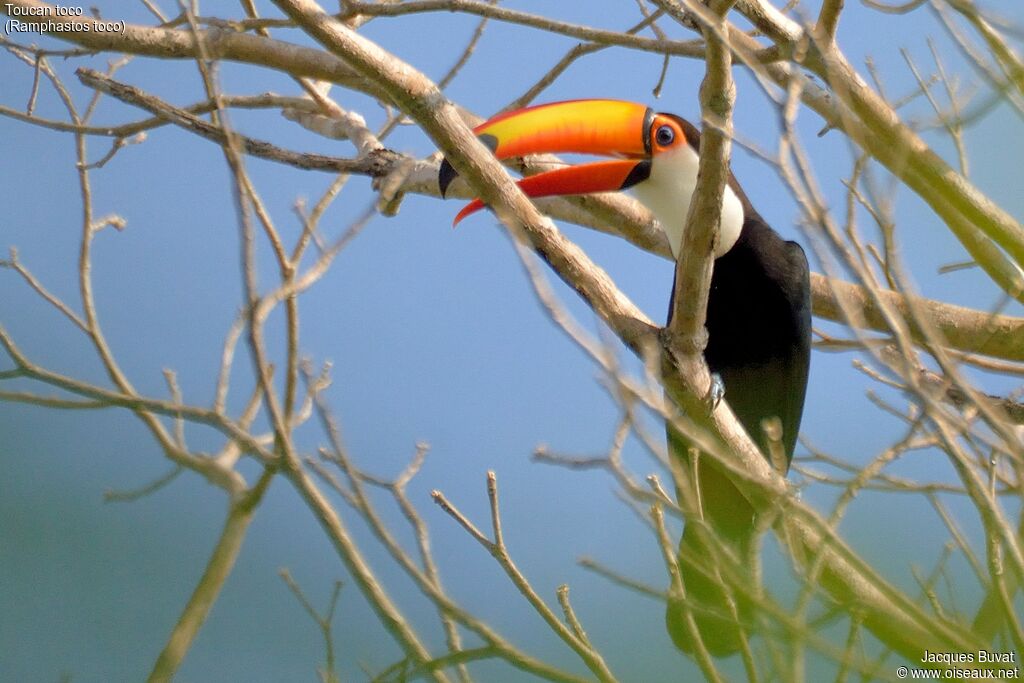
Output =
[
  {"x1": 75, "y1": 67, "x2": 401, "y2": 174},
  {"x1": 148, "y1": 469, "x2": 274, "y2": 683},
  {"x1": 666, "y1": 0, "x2": 736, "y2": 347}
]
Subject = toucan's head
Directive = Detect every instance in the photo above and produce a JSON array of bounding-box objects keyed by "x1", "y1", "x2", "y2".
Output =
[{"x1": 438, "y1": 99, "x2": 745, "y2": 259}]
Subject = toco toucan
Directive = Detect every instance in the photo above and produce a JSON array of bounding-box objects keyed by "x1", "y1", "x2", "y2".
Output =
[{"x1": 438, "y1": 99, "x2": 811, "y2": 658}]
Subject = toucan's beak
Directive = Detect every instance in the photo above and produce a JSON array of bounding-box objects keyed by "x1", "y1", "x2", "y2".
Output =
[{"x1": 439, "y1": 99, "x2": 657, "y2": 225}]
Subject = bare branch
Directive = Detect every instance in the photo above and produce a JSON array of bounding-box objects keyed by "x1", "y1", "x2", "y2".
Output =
[
  {"x1": 279, "y1": 570, "x2": 343, "y2": 683},
  {"x1": 76, "y1": 68, "x2": 402, "y2": 175},
  {"x1": 148, "y1": 470, "x2": 274, "y2": 683},
  {"x1": 666, "y1": 0, "x2": 736, "y2": 350},
  {"x1": 340, "y1": 0, "x2": 706, "y2": 59},
  {"x1": 433, "y1": 474, "x2": 618, "y2": 683}
]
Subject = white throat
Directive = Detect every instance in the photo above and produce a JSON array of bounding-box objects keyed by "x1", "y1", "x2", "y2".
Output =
[{"x1": 629, "y1": 145, "x2": 744, "y2": 260}]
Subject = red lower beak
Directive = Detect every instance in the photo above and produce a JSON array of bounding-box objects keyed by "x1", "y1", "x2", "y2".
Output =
[{"x1": 452, "y1": 159, "x2": 650, "y2": 226}]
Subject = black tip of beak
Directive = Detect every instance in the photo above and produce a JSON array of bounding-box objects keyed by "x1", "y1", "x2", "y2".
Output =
[
  {"x1": 438, "y1": 158, "x2": 457, "y2": 198},
  {"x1": 437, "y1": 133, "x2": 500, "y2": 198}
]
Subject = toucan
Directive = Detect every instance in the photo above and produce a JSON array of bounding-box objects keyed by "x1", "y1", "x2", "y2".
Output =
[{"x1": 438, "y1": 99, "x2": 811, "y2": 658}]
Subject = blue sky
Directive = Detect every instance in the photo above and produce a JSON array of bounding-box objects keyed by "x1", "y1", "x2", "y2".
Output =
[{"x1": 2, "y1": 1, "x2": 1022, "y2": 681}]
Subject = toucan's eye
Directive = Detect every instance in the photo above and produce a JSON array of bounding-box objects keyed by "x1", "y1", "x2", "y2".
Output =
[{"x1": 655, "y1": 125, "x2": 675, "y2": 146}]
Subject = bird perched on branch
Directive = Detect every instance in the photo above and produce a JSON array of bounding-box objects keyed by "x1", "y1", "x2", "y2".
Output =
[{"x1": 438, "y1": 99, "x2": 811, "y2": 658}]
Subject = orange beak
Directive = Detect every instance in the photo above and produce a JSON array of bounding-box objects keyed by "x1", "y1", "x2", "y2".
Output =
[{"x1": 439, "y1": 99, "x2": 656, "y2": 226}]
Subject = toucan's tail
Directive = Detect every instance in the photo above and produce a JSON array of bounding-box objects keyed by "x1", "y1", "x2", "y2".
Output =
[
  {"x1": 664, "y1": 429, "x2": 757, "y2": 658},
  {"x1": 666, "y1": 517, "x2": 754, "y2": 658}
]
